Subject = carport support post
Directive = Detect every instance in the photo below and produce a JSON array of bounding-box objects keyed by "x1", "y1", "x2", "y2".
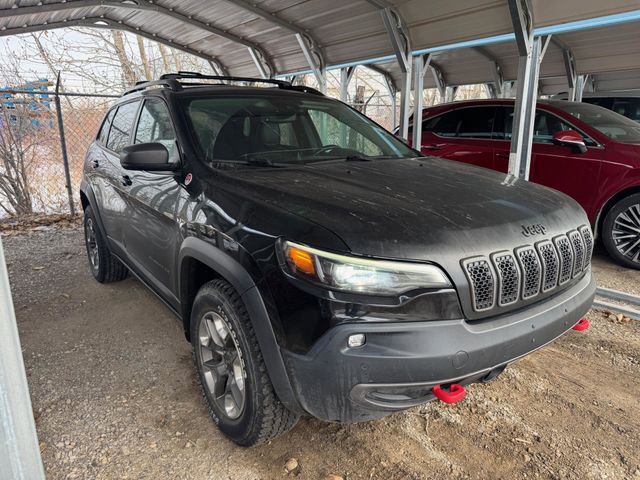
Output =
[
  {"x1": 507, "y1": 0, "x2": 544, "y2": 181},
  {"x1": 575, "y1": 75, "x2": 587, "y2": 102},
  {"x1": 340, "y1": 67, "x2": 355, "y2": 103},
  {"x1": 412, "y1": 54, "x2": 432, "y2": 150},
  {"x1": 54, "y1": 73, "x2": 76, "y2": 216},
  {"x1": 0, "y1": 239, "x2": 46, "y2": 480},
  {"x1": 296, "y1": 34, "x2": 326, "y2": 93},
  {"x1": 380, "y1": 7, "x2": 412, "y2": 140}
]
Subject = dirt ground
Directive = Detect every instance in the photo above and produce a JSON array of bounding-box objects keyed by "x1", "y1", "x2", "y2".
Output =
[{"x1": 3, "y1": 225, "x2": 639, "y2": 480}]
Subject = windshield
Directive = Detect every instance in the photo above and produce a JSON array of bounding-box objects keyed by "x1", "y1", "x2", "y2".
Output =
[
  {"x1": 553, "y1": 101, "x2": 640, "y2": 143},
  {"x1": 182, "y1": 94, "x2": 418, "y2": 166}
]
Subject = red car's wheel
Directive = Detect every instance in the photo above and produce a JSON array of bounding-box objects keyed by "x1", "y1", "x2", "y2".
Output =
[{"x1": 602, "y1": 193, "x2": 640, "y2": 270}]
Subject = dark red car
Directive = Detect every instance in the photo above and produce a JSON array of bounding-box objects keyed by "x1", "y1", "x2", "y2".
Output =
[{"x1": 413, "y1": 99, "x2": 640, "y2": 269}]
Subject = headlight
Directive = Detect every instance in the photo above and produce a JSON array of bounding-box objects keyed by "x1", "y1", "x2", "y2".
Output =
[{"x1": 281, "y1": 241, "x2": 451, "y2": 296}]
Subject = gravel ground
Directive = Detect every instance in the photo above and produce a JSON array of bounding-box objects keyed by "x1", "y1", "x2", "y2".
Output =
[{"x1": 3, "y1": 226, "x2": 640, "y2": 480}]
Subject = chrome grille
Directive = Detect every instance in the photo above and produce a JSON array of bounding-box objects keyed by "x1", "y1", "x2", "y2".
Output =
[
  {"x1": 516, "y1": 247, "x2": 542, "y2": 299},
  {"x1": 569, "y1": 230, "x2": 586, "y2": 277},
  {"x1": 462, "y1": 258, "x2": 495, "y2": 312},
  {"x1": 554, "y1": 235, "x2": 574, "y2": 285},
  {"x1": 492, "y1": 252, "x2": 520, "y2": 306},
  {"x1": 536, "y1": 241, "x2": 559, "y2": 292},
  {"x1": 463, "y1": 225, "x2": 590, "y2": 313}
]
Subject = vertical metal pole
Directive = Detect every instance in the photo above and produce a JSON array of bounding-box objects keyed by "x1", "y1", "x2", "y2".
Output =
[
  {"x1": 340, "y1": 67, "x2": 355, "y2": 103},
  {"x1": 509, "y1": 37, "x2": 542, "y2": 180},
  {"x1": 391, "y1": 91, "x2": 398, "y2": 130},
  {"x1": 380, "y1": 7, "x2": 412, "y2": 140},
  {"x1": 412, "y1": 55, "x2": 425, "y2": 150},
  {"x1": 55, "y1": 73, "x2": 76, "y2": 216},
  {"x1": 398, "y1": 68, "x2": 412, "y2": 140},
  {"x1": 575, "y1": 75, "x2": 586, "y2": 102},
  {"x1": 0, "y1": 239, "x2": 46, "y2": 480}
]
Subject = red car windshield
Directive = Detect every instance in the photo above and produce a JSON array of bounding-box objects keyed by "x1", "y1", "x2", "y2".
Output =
[{"x1": 552, "y1": 101, "x2": 640, "y2": 144}]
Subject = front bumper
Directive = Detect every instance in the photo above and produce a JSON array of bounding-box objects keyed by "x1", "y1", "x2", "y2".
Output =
[{"x1": 281, "y1": 272, "x2": 595, "y2": 422}]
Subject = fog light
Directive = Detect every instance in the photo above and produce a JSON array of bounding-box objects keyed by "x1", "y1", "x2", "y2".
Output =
[{"x1": 348, "y1": 334, "x2": 366, "y2": 348}]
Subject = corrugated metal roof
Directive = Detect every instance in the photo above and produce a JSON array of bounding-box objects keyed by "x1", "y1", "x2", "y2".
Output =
[
  {"x1": 370, "y1": 19, "x2": 640, "y2": 94},
  {"x1": 0, "y1": 0, "x2": 639, "y2": 84}
]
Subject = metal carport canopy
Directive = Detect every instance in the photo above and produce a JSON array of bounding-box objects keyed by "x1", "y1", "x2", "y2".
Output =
[
  {"x1": 367, "y1": 15, "x2": 640, "y2": 95},
  {"x1": 1, "y1": 0, "x2": 640, "y2": 79}
]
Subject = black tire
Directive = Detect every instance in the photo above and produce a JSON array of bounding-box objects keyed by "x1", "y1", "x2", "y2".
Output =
[
  {"x1": 83, "y1": 206, "x2": 128, "y2": 283},
  {"x1": 191, "y1": 279, "x2": 299, "y2": 446},
  {"x1": 602, "y1": 193, "x2": 640, "y2": 270}
]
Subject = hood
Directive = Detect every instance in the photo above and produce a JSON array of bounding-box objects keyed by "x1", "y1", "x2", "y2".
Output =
[{"x1": 220, "y1": 156, "x2": 589, "y2": 262}]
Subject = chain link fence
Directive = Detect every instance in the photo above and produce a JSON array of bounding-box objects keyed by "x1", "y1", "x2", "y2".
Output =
[{"x1": 0, "y1": 89, "x2": 117, "y2": 219}]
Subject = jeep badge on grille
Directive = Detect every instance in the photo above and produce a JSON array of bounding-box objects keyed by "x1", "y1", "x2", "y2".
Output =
[{"x1": 521, "y1": 224, "x2": 547, "y2": 237}]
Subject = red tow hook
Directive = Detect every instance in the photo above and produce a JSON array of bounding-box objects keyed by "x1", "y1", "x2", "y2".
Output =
[
  {"x1": 432, "y1": 384, "x2": 466, "y2": 404},
  {"x1": 572, "y1": 318, "x2": 590, "y2": 331}
]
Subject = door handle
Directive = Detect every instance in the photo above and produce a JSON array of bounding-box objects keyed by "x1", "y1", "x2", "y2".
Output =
[
  {"x1": 121, "y1": 175, "x2": 132, "y2": 186},
  {"x1": 91, "y1": 159, "x2": 100, "y2": 169},
  {"x1": 424, "y1": 144, "x2": 443, "y2": 151},
  {"x1": 496, "y1": 151, "x2": 509, "y2": 158}
]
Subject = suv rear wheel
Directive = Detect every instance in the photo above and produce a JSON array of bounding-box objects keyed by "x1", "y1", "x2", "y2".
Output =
[
  {"x1": 191, "y1": 279, "x2": 299, "y2": 446},
  {"x1": 83, "y1": 206, "x2": 128, "y2": 282},
  {"x1": 602, "y1": 193, "x2": 640, "y2": 269}
]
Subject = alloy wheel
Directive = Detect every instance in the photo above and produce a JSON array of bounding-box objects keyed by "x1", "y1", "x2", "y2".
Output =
[
  {"x1": 612, "y1": 203, "x2": 640, "y2": 264},
  {"x1": 85, "y1": 218, "x2": 100, "y2": 271},
  {"x1": 198, "y1": 312, "x2": 246, "y2": 420}
]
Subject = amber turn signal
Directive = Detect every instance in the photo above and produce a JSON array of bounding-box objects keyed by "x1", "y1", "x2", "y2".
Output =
[{"x1": 287, "y1": 246, "x2": 316, "y2": 275}]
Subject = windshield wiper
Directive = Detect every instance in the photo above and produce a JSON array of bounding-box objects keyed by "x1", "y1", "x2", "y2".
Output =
[
  {"x1": 211, "y1": 158, "x2": 288, "y2": 168},
  {"x1": 344, "y1": 155, "x2": 373, "y2": 162}
]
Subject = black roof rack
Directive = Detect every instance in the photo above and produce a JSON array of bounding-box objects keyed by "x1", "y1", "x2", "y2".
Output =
[{"x1": 123, "y1": 71, "x2": 324, "y2": 97}]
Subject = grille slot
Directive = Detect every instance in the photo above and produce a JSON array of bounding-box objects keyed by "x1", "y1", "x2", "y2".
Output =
[
  {"x1": 463, "y1": 259, "x2": 495, "y2": 312},
  {"x1": 491, "y1": 252, "x2": 520, "y2": 306},
  {"x1": 569, "y1": 230, "x2": 586, "y2": 277},
  {"x1": 554, "y1": 235, "x2": 574, "y2": 285},
  {"x1": 580, "y1": 226, "x2": 594, "y2": 265},
  {"x1": 516, "y1": 247, "x2": 542, "y2": 299},
  {"x1": 536, "y1": 241, "x2": 559, "y2": 292}
]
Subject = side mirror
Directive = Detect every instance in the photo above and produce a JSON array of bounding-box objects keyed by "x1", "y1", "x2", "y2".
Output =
[
  {"x1": 552, "y1": 130, "x2": 587, "y2": 154},
  {"x1": 120, "y1": 143, "x2": 176, "y2": 171}
]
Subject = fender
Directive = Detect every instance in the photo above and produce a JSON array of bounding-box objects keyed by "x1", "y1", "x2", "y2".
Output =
[
  {"x1": 178, "y1": 236, "x2": 302, "y2": 414},
  {"x1": 79, "y1": 180, "x2": 108, "y2": 240}
]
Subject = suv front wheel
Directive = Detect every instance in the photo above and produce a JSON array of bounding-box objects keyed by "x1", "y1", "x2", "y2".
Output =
[
  {"x1": 191, "y1": 279, "x2": 299, "y2": 446},
  {"x1": 602, "y1": 193, "x2": 640, "y2": 269}
]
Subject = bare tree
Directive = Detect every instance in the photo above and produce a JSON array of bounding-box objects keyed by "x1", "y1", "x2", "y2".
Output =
[
  {"x1": 137, "y1": 36, "x2": 152, "y2": 81},
  {"x1": 111, "y1": 30, "x2": 137, "y2": 89},
  {"x1": 0, "y1": 108, "x2": 34, "y2": 216}
]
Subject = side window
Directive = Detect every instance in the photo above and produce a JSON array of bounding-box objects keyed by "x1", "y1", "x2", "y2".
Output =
[
  {"x1": 424, "y1": 110, "x2": 462, "y2": 137},
  {"x1": 134, "y1": 98, "x2": 178, "y2": 161},
  {"x1": 503, "y1": 107, "x2": 597, "y2": 146},
  {"x1": 97, "y1": 109, "x2": 115, "y2": 145},
  {"x1": 457, "y1": 107, "x2": 496, "y2": 139},
  {"x1": 106, "y1": 101, "x2": 140, "y2": 153},
  {"x1": 532, "y1": 110, "x2": 573, "y2": 144},
  {"x1": 612, "y1": 98, "x2": 640, "y2": 122}
]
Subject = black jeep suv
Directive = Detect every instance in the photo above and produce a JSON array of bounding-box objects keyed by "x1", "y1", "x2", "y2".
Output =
[{"x1": 81, "y1": 73, "x2": 596, "y2": 446}]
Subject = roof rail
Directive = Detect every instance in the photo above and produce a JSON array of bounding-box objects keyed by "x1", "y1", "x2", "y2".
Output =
[
  {"x1": 123, "y1": 72, "x2": 324, "y2": 97},
  {"x1": 123, "y1": 79, "x2": 181, "y2": 96},
  {"x1": 160, "y1": 71, "x2": 293, "y2": 89}
]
